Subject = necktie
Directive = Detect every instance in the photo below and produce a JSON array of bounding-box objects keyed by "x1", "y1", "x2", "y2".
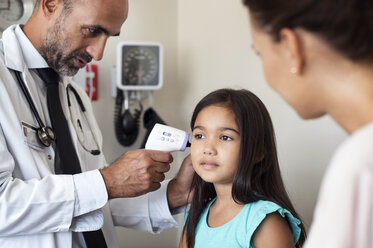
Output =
[{"x1": 36, "y1": 68, "x2": 107, "y2": 248}]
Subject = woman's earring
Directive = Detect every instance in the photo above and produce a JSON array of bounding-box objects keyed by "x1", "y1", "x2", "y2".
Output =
[{"x1": 290, "y1": 67, "x2": 298, "y2": 74}]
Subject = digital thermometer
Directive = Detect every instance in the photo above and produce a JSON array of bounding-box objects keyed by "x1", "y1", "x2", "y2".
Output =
[{"x1": 145, "y1": 124, "x2": 190, "y2": 152}]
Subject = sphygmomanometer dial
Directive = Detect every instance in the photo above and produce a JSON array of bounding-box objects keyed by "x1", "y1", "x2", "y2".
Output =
[
  {"x1": 122, "y1": 47, "x2": 158, "y2": 86},
  {"x1": 117, "y1": 42, "x2": 163, "y2": 90},
  {"x1": 0, "y1": 0, "x2": 34, "y2": 31}
]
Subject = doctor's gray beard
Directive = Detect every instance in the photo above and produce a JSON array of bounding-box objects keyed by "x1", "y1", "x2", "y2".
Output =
[{"x1": 39, "y1": 14, "x2": 92, "y2": 76}]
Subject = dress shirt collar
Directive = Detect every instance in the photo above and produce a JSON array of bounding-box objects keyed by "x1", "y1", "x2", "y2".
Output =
[{"x1": 14, "y1": 24, "x2": 49, "y2": 69}]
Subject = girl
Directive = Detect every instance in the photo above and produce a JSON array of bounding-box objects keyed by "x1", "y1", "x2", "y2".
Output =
[
  {"x1": 243, "y1": 0, "x2": 373, "y2": 247},
  {"x1": 180, "y1": 89, "x2": 306, "y2": 248}
]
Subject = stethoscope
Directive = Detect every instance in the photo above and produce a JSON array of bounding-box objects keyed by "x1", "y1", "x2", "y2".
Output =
[{"x1": 14, "y1": 70, "x2": 101, "y2": 155}]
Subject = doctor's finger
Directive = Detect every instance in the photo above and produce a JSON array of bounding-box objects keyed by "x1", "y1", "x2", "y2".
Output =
[
  {"x1": 151, "y1": 162, "x2": 171, "y2": 173},
  {"x1": 151, "y1": 171, "x2": 166, "y2": 183},
  {"x1": 147, "y1": 150, "x2": 173, "y2": 163},
  {"x1": 149, "y1": 182, "x2": 162, "y2": 192}
]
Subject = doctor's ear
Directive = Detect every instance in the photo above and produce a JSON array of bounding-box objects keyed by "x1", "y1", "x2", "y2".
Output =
[
  {"x1": 40, "y1": 0, "x2": 64, "y2": 18},
  {"x1": 279, "y1": 28, "x2": 304, "y2": 75}
]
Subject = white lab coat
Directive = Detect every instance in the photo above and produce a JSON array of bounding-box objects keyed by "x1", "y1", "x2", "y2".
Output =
[{"x1": 0, "y1": 25, "x2": 178, "y2": 248}]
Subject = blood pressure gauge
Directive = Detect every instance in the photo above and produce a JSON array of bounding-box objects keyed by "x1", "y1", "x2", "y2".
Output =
[
  {"x1": 117, "y1": 42, "x2": 163, "y2": 90},
  {"x1": 0, "y1": 0, "x2": 34, "y2": 32}
]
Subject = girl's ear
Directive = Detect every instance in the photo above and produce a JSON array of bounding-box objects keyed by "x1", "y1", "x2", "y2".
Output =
[
  {"x1": 254, "y1": 145, "x2": 266, "y2": 163},
  {"x1": 279, "y1": 28, "x2": 304, "y2": 75},
  {"x1": 255, "y1": 153, "x2": 265, "y2": 164}
]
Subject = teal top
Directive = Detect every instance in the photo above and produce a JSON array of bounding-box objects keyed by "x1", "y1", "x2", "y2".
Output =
[{"x1": 184, "y1": 198, "x2": 301, "y2": 248}]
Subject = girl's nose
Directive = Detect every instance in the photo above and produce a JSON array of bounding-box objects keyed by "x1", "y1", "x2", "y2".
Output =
[
  {"x1": 203, "y1": 149, "x2": 213, "y2": 155},
  {"x1": 203, "y1": 141, "x2": 216, "y2": 155}
]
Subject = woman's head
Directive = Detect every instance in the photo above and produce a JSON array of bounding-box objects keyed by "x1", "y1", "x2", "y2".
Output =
[{"x1": 243, "y1": 0, "x2": 373, "y2": 63}]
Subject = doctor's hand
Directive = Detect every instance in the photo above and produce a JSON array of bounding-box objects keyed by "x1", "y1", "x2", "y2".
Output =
[
  {"x1": 167, "y1": 154, "x2": 194, "y2": 210},
  {"x1": 100, "y1": 149, "x2": 173, "y2": 199}
]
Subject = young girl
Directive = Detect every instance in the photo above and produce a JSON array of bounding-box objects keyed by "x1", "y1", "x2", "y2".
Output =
[{"x1": 180, "y1": 89, "x2": 306, "y2": 248}]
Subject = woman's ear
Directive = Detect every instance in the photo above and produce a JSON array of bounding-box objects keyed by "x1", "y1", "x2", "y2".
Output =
[{"x1": 279, "y1": 28, "x2": 304, "y2": 75}]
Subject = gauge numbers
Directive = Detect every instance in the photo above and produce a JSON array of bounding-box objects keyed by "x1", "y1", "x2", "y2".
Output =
[{"x1": 122, "y1": 47, "x2": 159, "y2": 86}]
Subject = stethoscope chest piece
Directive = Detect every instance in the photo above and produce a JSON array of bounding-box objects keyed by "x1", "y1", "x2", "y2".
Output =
[{"x1": 37, "y1": 126, "x2": 56, "y2": 147}]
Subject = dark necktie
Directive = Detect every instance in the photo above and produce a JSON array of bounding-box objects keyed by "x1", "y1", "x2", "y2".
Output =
[{"x1": 36, "y1": 68, "x2": 107, "y2": 248}]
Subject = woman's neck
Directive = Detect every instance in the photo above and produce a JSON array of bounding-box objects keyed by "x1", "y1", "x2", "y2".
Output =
[{"x1": 325, "y1": 62, "x2": 373, "y2": 134}]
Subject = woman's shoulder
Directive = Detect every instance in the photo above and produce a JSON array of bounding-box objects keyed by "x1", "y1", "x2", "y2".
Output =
[
  {"x1": 332, "y1": 121, "x2": 373, "y2": 171},
  {"x1": 324, "y1": 121, "x2": 373, "y2": 191},
  {"x1": 244, "y1": 200, "x2": 301, "y2": 245}
]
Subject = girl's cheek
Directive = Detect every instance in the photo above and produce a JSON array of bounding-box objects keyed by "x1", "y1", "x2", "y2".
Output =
[{"x1": 190, "y1": 145, "x2": 199, "y2": 168}]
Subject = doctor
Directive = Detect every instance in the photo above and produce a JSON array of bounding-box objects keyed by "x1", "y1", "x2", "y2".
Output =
[{"x1": 0, "y1": 0, "x2": 193, "y2": 247}]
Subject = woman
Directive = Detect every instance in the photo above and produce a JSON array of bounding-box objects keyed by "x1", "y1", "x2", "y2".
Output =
[{"x1": 242, "y1": 0, "x2": 373, "y2": 247}]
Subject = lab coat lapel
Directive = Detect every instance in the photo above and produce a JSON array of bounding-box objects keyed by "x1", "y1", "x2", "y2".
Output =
[{"x1": 2, "y1": 25, "x2": 26, "y2": 72}]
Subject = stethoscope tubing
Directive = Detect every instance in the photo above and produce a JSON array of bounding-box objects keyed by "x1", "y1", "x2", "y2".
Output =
[
  {"x1": 66, "y1": 84, "x2": 101, "y2": 155},
  {"x1": 14, "y1": 69, "x2": 100, "y2": 155},
  {"x1": 15, "y1": 70, "x2": 47, "y2": 130}
]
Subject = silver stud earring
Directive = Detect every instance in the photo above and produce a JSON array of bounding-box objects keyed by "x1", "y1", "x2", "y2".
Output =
[{"x1": 290, "y1": 67, "x2": 297, "y2": 74}]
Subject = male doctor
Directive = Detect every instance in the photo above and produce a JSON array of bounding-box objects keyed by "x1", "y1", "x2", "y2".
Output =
[{"x1": 0, "y1": 0, "x2": 193, "y2": 247}]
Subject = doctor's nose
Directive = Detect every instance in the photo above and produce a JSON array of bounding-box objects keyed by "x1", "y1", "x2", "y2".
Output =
[{"x1": 86, "y1": 37, "x2": 107, "y2": 61}]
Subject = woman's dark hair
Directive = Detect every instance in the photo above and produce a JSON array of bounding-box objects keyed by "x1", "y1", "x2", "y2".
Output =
[
  {"x1": 184, "y1": 89, "x2": 306, "y2": 247},
  {"x1": 243, "y1": 0, "x2": 373, "y2": 63}
]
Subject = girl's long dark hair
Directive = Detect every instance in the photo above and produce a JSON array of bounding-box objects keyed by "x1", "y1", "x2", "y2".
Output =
[{"x1": 184, "y1": 89, "x2": 306, "y2": 247}]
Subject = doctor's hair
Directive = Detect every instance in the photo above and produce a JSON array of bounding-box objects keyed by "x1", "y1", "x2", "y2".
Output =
[
  {"x1": 184, "y1": 88, "x2": 306, "y2": 248},
  {"x1": 243, "y1": 0, "x2": 373, "y2": 63}
]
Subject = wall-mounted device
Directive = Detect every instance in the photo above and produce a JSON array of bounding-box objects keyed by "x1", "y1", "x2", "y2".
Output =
[
  {"x1": 116, "y1": 41, "x2": 163, "y2": 91},
  {"x1": 0, "y1": 0, "x2": 34, "y2": 32},
  {"x1": 145, "y1": 124, "x2": 190, "y2": 152},
  {"x1": 114, "y1": 42, "x2": 164, "y2": 147}
]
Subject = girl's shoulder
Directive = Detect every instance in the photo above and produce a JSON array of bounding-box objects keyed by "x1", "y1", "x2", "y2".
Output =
[
  {"x1": 184, "y1": 199, "x2": 301, "y2": 248},
  {"x1": 244, "y1": 200, "x2": 301, "y2": 245}
]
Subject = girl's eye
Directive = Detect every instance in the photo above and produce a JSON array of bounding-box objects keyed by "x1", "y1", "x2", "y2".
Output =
[
  {"x1": 194, "y1": 134, "x2": 205, "y2": 139},
  {"x1": 220, "y1": 135, "x2": 232, "y2": 141}
]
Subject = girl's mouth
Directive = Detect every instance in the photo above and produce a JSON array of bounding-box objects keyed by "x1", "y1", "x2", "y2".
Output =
[{"x1": 201, "y1": 162, "x2": 219, "y2": 170}]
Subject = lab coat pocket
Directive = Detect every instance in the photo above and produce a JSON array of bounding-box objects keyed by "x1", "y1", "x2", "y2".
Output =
[{"x1": 21, "y1": 121, "x2": 46, "y2": 152}]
